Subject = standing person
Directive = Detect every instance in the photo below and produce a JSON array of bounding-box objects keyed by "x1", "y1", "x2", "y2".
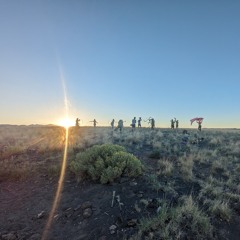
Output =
[
  {"x1": 131, "y1": 117, "x2": 136, "y2": 131},
  {"x1": 75, "y1": 118, "x2": 80, "y2": 127},
  {"x1": 90, "y1": 119, "x2": 98, "y2": 127},
  {"x1": 190, "y1": 117, "x2": 204, "y2": 131},
  {"x1": 111, "y1": 119, "x2": 115, "y2": 129},
  {"x1": 151, "y1": 118, "x2": 155, "y2": 129},
  {"x1": 171, "y1": 119, "x2": 175, "y2": 129},
  {"x1": 115, "y1": 119, "x2": 124, "y2": 132},
  {"x1": 138, "y1": 117, "x2": 142, "y2": 127},
  {"x1": 145, "y1": 117, "x2": 152, "y2": 127},
  {"x1": 198, "y1": 122, "x2": 202, "y2": 131},
  {"x1": 93, "y1": 119, "x2": 98, "y2": 127},
  {"x1": 176, "y1": 119, "x2": 179, "y2": 129}
]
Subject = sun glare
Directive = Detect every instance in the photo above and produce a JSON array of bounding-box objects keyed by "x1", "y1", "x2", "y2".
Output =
[{"x1": 58, "y1": 118, "x2": 72, "y2": 128}]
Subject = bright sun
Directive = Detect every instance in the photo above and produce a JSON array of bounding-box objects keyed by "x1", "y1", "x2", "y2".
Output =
[{"x1": 58, "y1": 118, "x2": 72, "y2": 128}]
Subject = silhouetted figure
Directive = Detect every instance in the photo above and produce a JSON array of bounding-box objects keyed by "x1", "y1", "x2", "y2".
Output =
[
  {"x1": 145, "y1": 117, "x2": 155, "y2": 129},
  {"x1": 176, "y1": 120, "x2": 179, "y2": 129},
  {"x1": 111, "y1": 119, "x2": 115, "y2": 129},
  {"x1": 198, "y1": 122, "x2": 202, "y2": 131},
  {"x1": 75, "y1": 118, "x2": 80, "y2": 127},
  {"x1": 131, "y1": 117, "x2": 136, "y2": 131},
  {"x1": 115, "y1": 119, "x2": 124, "y2": 132},
  {"x1": 90, "y1": 119, "x2": 98, "y2": 127},
  {"x1": 171, "y1": 119, "x2": 175, "y2": 129},
  {"x1": 151, "y1": 118, "x2": 155, "y2": 129},
  {"x1": 138, "y1": 117, "x2": 142, "y2": 127},
  {"x1": 190, "y1": 117, "x2": 204, "y2": 131}
]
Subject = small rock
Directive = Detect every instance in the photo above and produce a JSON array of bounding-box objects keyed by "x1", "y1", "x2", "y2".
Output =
[
  {"x1": 83, "y1": 208, "x2": 92, "y2": 218},
  {"x1": 148, "y1": 232, "x2": 154, "y2": 239},
  {"x1": 2, "y1": 233, "x2": 16, "y2": 240},
  {"x1": 81, "y1": 201, "x2": 92, "y2": 210},
  {"x1": 147, "y1": 198, "x2": 158, "y2": 208},
  {"x1": 74, "y1": 205, "x2": 81, "y2": 211},
  {"x1": 127, "y1": 219, "x2": 137, "y2": 227},
  {"x1": 156, "y1": 206, "x2": 161, "y2": 213},
  {"x1": 109, "y1": 225, "x2": 117, "y2": 234},
  {"x1": 37, "y1": 211, "x2": 45, "y2": 219},
  {"x1": 109, "y1": 225, "x2": 117, "y2": 230},
  {"x1": 130, "y1": 182, "x2": 137, "y2": 187},
  {"x1": 134, "y1": 203, "x2": 141, "y2": 213}
]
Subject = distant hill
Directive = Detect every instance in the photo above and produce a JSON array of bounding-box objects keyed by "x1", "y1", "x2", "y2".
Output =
[{"x1": 0, "y1": 124, "x2": 61, "y2": 128}]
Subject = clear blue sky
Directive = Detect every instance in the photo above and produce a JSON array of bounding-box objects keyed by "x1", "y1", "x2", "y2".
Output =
[{"x1": 0, "y1": 0, "x2": 240, "y2": 128}]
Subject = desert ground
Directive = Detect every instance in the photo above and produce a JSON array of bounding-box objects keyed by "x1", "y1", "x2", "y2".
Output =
[{"x1": 0, "y1": 125, "x2": 240, "y2": 240}]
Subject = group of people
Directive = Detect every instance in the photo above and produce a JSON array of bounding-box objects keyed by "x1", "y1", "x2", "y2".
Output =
[
  {"x1": 75, "y1": 117, "x2": 202, "y2": 131},
  {"x1": 76, "y1": 117, "x2": 155, "y2": 132},
  {"x1": 75, "y1": 118, "x2": 98, "y2": 127},
  {"x1": 129, "y1": 117, "x2": 144, "y2": 128},
  {"x1": 170, "y1": 118, "x2": 179, "y2": 129},
  {"x1": 111, "y1": 117, "x2": 155, "y2": 132}
]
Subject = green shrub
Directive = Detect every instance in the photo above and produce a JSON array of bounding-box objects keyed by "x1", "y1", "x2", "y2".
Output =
[{"x1": 70, "y1": 144, "x2": 143, "y2": 183}]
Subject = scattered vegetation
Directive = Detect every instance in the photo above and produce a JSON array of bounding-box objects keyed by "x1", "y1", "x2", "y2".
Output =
[
  {"x1": 138, "y1": 196, "x2": 213, "y2": 240},
  {"x1": 1, "y1": 125, "x2": 240, "y2": 239},
  {"x1": 178, "y1": 155, "x2": 194, "y2": 181},
  {"x1": 157, "y1": 159, "x2": 173, "y2": 176},
  {"x1": 208, "y1": 200, "x2": 232, "y2": 221},
  {"x1": 0, "y1": 160, "x2": 32, "y2": 181}
]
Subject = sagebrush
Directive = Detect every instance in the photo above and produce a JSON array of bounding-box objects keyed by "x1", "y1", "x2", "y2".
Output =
[{"x1": 70, "y1": 144, "x2": 143, "y2": 183}]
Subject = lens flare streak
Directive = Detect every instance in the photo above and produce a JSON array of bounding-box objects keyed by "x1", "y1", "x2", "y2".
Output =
[
  {"x1": 41, "y1": 66, "x2": 70, "y2": 240},
  {"x1": 41, "y1": 128, "x2": 69, "y2": 240}
]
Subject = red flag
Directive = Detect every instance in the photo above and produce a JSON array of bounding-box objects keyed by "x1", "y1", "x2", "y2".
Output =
[{"x1": 190, "y1": 117, "x2": 204, "y2": 125}]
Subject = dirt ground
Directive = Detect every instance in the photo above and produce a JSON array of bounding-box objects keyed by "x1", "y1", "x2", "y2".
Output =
[{"x1": 0, "y1": 126, "x2": 240, "y2": 240}]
